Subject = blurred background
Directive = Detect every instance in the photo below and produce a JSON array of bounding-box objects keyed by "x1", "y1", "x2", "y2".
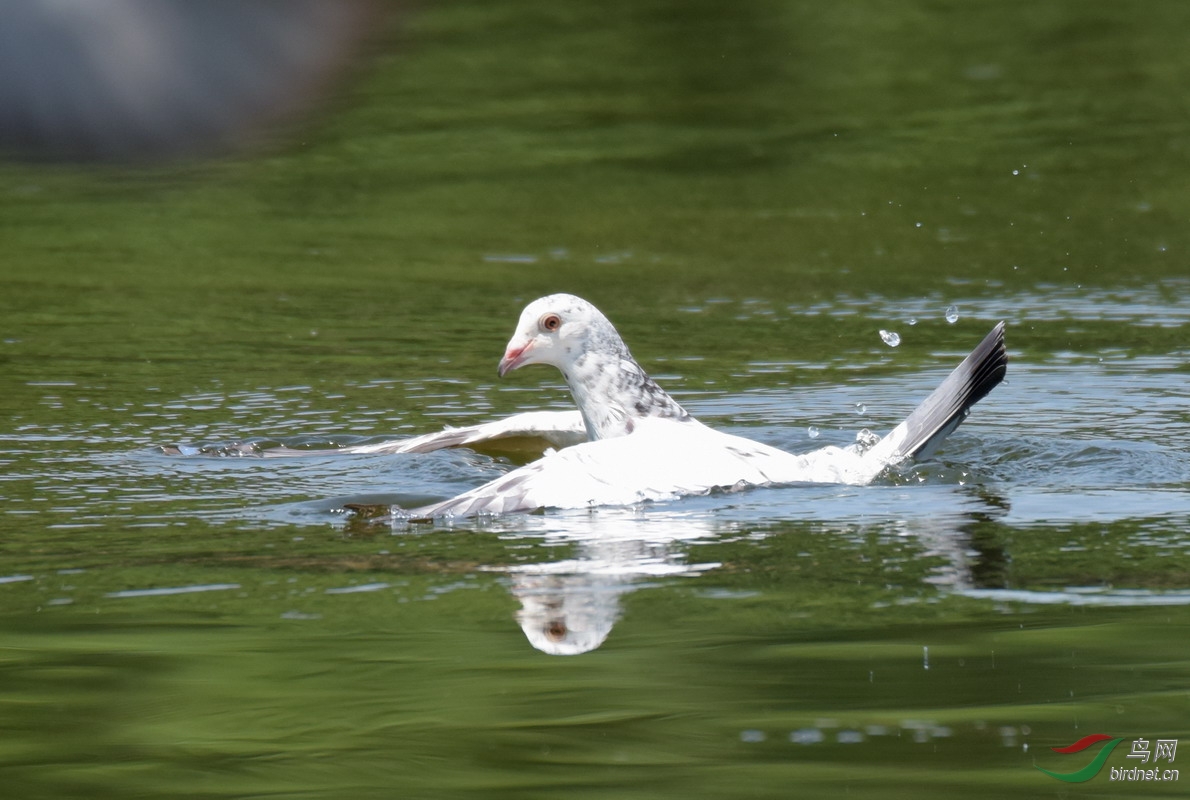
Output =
[
  {"x1": 5, "y1": 0, "x2": 1187, "y2": 322},
  {"x1": 0, "y1": 0, "x2": 380, "y2": 162}
]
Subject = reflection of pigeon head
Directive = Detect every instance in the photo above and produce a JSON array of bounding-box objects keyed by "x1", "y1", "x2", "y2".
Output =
[
  {"x1": 512, "y1": 573, "x2": 623, "y2": 656},
  {"x1": 502, "y1": 512, "x2": 724, "y2": 655}
]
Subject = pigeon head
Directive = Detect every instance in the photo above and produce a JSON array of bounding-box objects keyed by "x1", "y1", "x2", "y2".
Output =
[
  {"x1": 496, "y1": 294, "x2": 690, "y2": 441},
  {"x1": 497, "y1": 294, "x2": 623, "y2": 378}
]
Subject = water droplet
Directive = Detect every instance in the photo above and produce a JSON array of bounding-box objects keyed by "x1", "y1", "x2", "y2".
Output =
[
  {"x1": 914, "y1": 221, "x2": 923, "y2": 228},
  {"x1": 879, "y1": 329, "x2": 901, "y2": 347},
  {"x1": 923, "y1": 646, "x2": 930, "y2": 670},
  {"x1": 807, "y1": 425, "x2": 820, "y2": 439},
  {"x1": 907, "y1": 317, "x2": 917, "y2": 326},
  {"x1": 1012, "y1": 169, "x2": 1019, "y2": 176},
  {"x1": 945, "y1": 305, "x2": 959, "y2": 324},
  {"x1": 855, "y1": 428, "x2": 879, "y2": 450},
  {"x1": 855, "y1": 402, "x2": 866, "y2": 415}
]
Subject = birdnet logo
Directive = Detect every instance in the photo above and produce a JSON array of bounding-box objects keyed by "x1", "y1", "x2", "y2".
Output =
[{"x1": 1036, "y1": 734, "x2": 1179, "y2": 783}]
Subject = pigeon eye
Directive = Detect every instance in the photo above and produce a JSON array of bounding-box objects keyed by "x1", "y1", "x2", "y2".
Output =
[{"x1": 539, "y1": 313, "x2": 562, "y2": 332}]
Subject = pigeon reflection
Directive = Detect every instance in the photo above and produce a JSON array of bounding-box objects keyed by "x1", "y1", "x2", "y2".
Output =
[
  {"x1": 500, "y1": 488, "x2": 1012, "y2": 656},
  {"x1": 499, "y1": 511, "x2": 722, "y2": 656},
  {"x1": 877, "y1": 486, "x2": 1011, "y2": 593}
]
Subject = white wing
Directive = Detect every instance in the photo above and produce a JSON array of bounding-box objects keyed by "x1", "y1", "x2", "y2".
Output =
[
  {"x1": 404, "y1": 418, "x2": 881, "y2": 519},
  {"x1": 863, "y1": 321, "x2": 1007, "y2": 463},
  {"x1": 260, "y1": 410, "x2": 587, "y2": 458}
]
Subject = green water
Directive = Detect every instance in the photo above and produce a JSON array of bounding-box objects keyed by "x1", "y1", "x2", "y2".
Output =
[{"x1": 3, "y1": 2, "x2": 1190, "y2": 797}]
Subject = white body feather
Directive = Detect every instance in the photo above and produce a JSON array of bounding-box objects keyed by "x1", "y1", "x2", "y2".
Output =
[{"x1": 409, "y1": 416, "x2": 884, "y2": 519}]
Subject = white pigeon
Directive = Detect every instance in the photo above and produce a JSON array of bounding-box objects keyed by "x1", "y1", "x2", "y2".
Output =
[{"x1": 400, "y1": 294, "x2": 1007, "y2": 520}]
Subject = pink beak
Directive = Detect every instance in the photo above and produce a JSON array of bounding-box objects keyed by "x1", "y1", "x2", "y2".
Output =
[{"x1": 498, "y1": 342, "x2": 532, "y2": 377}]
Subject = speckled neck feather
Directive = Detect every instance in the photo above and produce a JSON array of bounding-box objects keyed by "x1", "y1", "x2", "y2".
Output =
[
  {"x1": 540, "y1": 295, "x2": 690, "y2": 440},
  {"x1": 563, "y1": 336, "x2": 690, "y2": 440}
]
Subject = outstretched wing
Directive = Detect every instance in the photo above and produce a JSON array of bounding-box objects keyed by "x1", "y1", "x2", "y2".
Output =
[
  {"x1": 318, "y1": 410, "x2": 586, "y2": 458},
  {"x1": 864, "y1": 321, "x2": 1007, "y2": 465},
  {"x1": 401, "y1": 419, "x2": 866, "y2": 520},
  {"x1": 161, "y1": 410, "x2": 586, "y2": 459}
]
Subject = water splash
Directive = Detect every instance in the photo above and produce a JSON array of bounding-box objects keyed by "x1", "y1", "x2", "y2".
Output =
[
  {"x1": 879, "y1": 329, "x2": 901, "y2": 347},
  {"x1": 855, "y1": 429, "x2": 880, "y2": 451}
]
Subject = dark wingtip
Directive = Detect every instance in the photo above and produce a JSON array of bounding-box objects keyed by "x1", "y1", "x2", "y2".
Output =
[
  {"x1": 895, "y1": 321, "x2": 1008, "y2": 461},
  {"x1": 965, "y1": 321, "x2": 1008, "y2": 410}
]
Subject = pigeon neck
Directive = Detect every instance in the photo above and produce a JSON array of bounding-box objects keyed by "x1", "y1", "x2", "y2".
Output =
[{"x1": 562, "y1": 349, "x2": 689, "y2": 440}]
